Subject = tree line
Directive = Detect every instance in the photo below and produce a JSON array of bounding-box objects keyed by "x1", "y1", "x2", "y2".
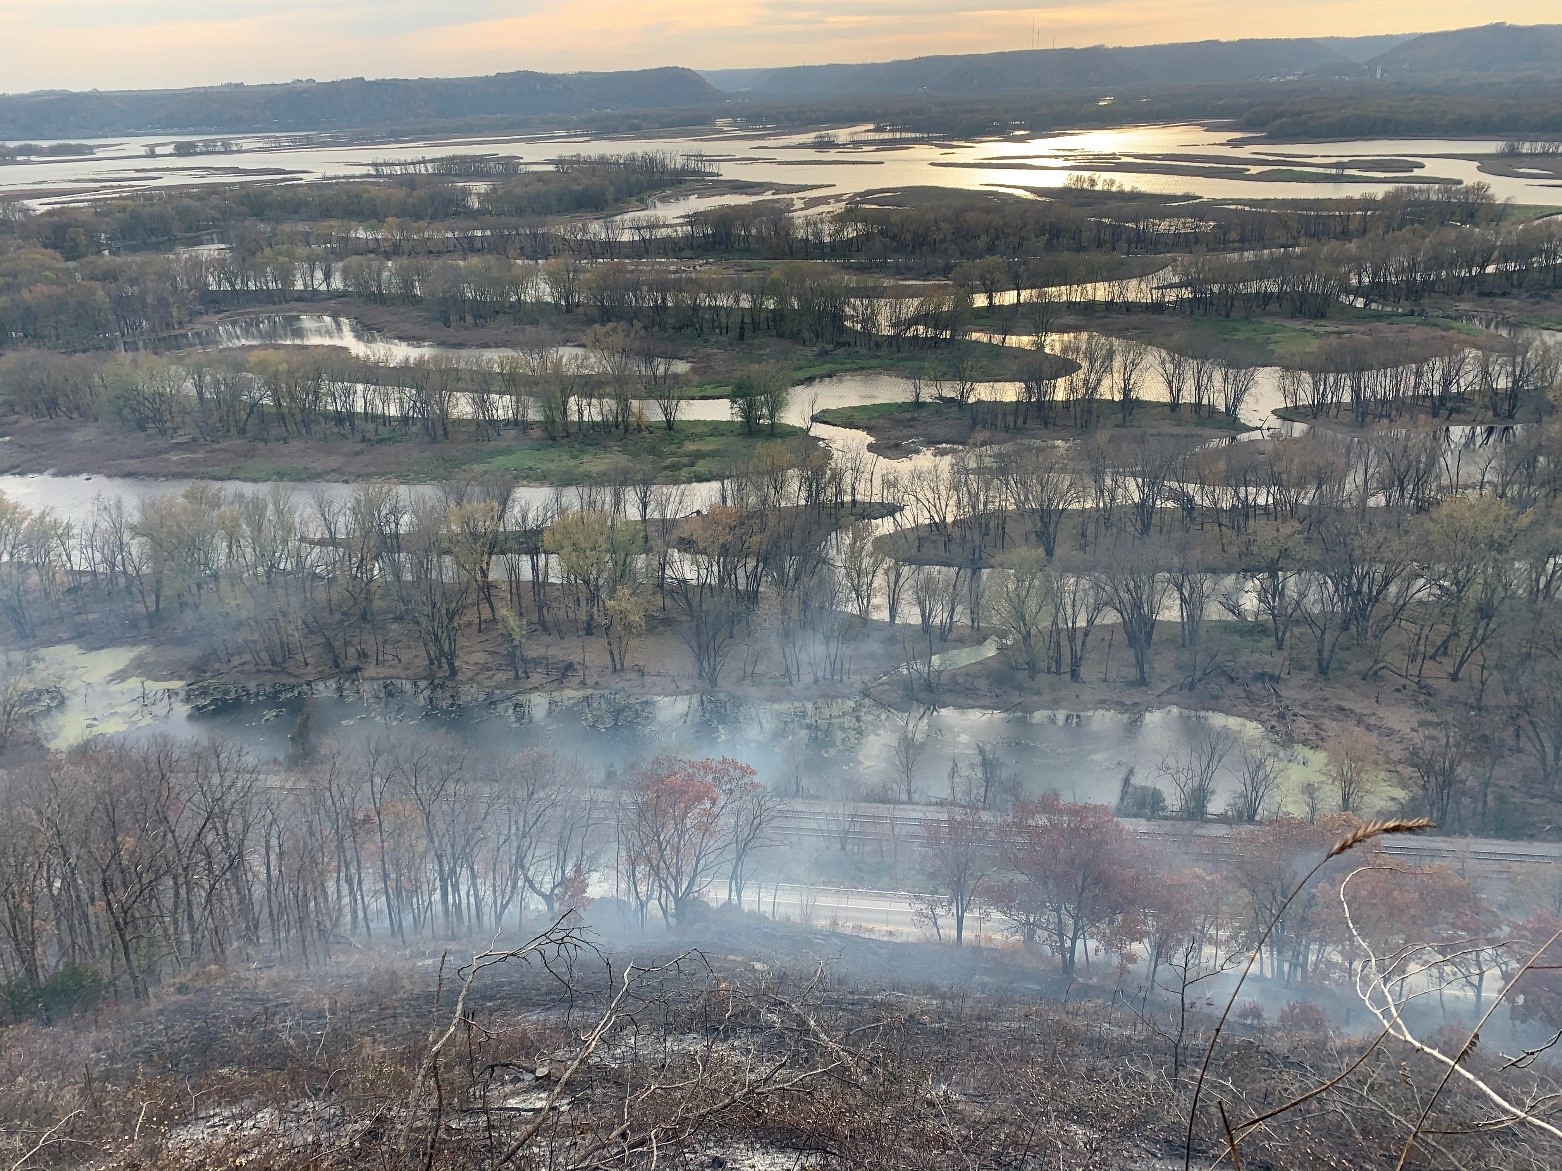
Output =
[
  {"x1": 0, "y1": 434, "x2": 882, "y2": 688},
  {"x1": 0, "y1": 736, "x2": 781, "y2": 1014},
  {"x1": 908, "y1": 793, "x2": 1562, "y2": 1044},
  {"x1": 0, "y1": 326, "x2": 702, "y2": 443},
  {"x1": 8, "y1": 726, "x2": 1561, "y2": 1054},
  {"x1": 10, "y1": 166, "x2": 1561, "y2": 355}
]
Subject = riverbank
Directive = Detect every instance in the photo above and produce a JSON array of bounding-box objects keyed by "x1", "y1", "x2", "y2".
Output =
[
  {"x1": 5, "y1": 562, "x2": 1543, "y2": 840},
  {"x1": 0, "y1": 415, "x2": 813, "y2": 485},
  {"x1": 1273, "y1": 402, "x2": 1532, "y2": 430},
  {"x1": 815, "y1": 397, "x2": 1245, "y2": 458},
  {"x1": 176, "y1": 299, "x2": 1081, "y2": 388},
  {"x1": 976, "y1": 304, "x2": 1492, "y2": 368},
  {"x1": 111, "y1": 605, "x2": 1529, "y2": 833}
]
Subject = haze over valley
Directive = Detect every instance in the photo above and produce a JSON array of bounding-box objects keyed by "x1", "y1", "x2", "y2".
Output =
[{"x1": 2, "y1": 12, "x2": 1562, "y2": 1171}]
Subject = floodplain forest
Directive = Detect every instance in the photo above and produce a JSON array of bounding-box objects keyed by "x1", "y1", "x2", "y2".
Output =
[{"x1": 2, "y1": 67, "x2": 1562, "y2": 1171}]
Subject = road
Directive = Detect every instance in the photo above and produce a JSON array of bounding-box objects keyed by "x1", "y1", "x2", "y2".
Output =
[
  {"x1": 753, "y1": 883, "x2": 930, "y2": 937},
  {"x1": 772, "y1": 800, "x2": 1562, "y2": 878},
  {"x1": 745, "y1": 804, "x2": 1562, "y2": 942}
]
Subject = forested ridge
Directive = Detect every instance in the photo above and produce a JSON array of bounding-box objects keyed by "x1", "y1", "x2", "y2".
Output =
[
  {"x1": 706, "y1": 24, "x2": 1562, "y2": 99},
  {"x1": 0, "y1": 67, "x2": 721, "y2": 138},
  {"x1": 6, "y1": 24, "x2": 1562, "y2": 143}
]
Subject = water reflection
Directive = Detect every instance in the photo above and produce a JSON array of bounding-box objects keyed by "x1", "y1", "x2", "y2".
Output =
[
  {"x1": 141, "y1": 313, "x2": 690, "y2": 374},
  {"x1": 5, "y1": 123, "x2": 1556, "y2": 209},
  {"x1": 62, "y1": 670, "x2": 1269, "y2": 811}
]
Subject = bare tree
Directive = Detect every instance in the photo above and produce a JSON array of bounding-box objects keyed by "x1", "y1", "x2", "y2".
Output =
[
  {"x1": 1161, "y1": 726, "x2": 1237, "y2": 821},
  {"x1": 916, "y1": 806, "x2": 994, "y2": 946},
  {"x1": 890, "y1": 716, "x2": 930, "y2": 803},
  {"x1": 1408, "y1": 728, "x2": 1469, "y2": 830},
  {"x1": 1231, "y1": 737, "x2": 1284, "y2": 823},
  {"x1": 1327, "y1": 733, "x2": 1378, "y2": 814},
  {"x1": 1100, "y1": 554, "x2": 1172, "y2": 686},
  {"x1": 725, "y1": 780, "x2": 782, "y2": 907}
]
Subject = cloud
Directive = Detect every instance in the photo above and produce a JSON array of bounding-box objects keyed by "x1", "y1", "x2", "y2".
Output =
[{"x1": 0, "y1": 0, "x2": 1556, "y2": 92}]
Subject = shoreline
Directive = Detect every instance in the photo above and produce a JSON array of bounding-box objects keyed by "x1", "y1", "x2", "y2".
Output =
[{"x1": 0, "y1": 414, "x2": 816, "y2": 486}]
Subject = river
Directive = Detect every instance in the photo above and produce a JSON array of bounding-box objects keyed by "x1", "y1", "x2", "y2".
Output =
[
  {"x1": 5, "y1": 123, "x2": 1558, "y2": 208},
  {"x1": 30, "y1": 640, "x2": 1288, "y2": 811},
  {"x1": 1, "y1": 301, "x2": 1517, "y2": 541},
  {"x1": 0, "y1": 118, "x2": 1524, "y2": 834},
  {"x1": 0, "y1": 359, "x2": 942, "y2": 526}
]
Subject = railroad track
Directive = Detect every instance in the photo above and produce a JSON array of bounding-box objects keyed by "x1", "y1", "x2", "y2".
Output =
[
  {"x1": 771, "y1": 804, "x2": 1562, "y2": 871},
  {"x1": 250, "y1": 777, "x2": 1562, "y2": 872}
]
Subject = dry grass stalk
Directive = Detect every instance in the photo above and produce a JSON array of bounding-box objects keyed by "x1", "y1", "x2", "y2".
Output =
[
  {"x1": 1325, "y1": 818, "x2": 1437, "y2": 860},
  {"x1": 1185, "y1": 815, "x2": 1437, "y2": 1171}
]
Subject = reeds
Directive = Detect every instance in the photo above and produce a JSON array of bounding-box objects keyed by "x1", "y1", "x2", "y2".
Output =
[{"x1": 1184, "y1": 815, "x2": 1437, "y2": 1171}]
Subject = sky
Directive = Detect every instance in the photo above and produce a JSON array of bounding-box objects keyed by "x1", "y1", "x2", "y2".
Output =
[{"x1": 0, "y1": 1, "x2": 1553, "y2": 93}]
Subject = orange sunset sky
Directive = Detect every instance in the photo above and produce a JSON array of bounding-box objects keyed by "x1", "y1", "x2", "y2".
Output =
[{"x1": 0, "y1": 1, "x2": 1553, "y2": 92}]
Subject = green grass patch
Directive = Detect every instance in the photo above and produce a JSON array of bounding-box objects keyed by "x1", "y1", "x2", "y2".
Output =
[
  {"x1": 201, "y1": 421, "x2": 807, "y2": 486},
  {"x1": 1179, "y1": 316, "x2": 1314, "y2": 362},
  {"x1": 1158, "y1": 310, "x2": 1483, "y2": 365},
  {"x1": 1251, "y1": 168, "x2": 1394, "y2": 184},
  {"x1": 194, "y1": 461, "x2": 331, "y2": 483},
  {"x1": 815, "y1": 400, "x2": 935, "y2": 427},
  {"x1": 790, "y1": 339, "x2": 1071, "y2": 382},
  {"x1": 790, "y1": 350, "x2": 925, "y2": 380},
  {"x1": 676, "y1": 381, "x2": 739, "y2": 400},
  {"x1": 682, "y1": 332, "x2": 1076, "y2": 392},
  {"x1": 469, "y1": 420, "x2": 808, "y2": 485}
]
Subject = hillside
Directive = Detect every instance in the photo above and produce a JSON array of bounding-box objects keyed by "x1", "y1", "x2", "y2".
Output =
[
  {"x1": 0, "y1": 66, "x2": 722, "y2": 139},
  {"x1": 702, "y1": 34, "x2": 1412, "y2": 97},
  {"x1": 1369, "y1": 22, "x2": 1562, "y2": 75},
  {"x1": 703, "y1": 25, "x2": 1562, "y2": 99},
  {"x1": 7, "y1": 25, "x2": 1555, "y2": 141}
]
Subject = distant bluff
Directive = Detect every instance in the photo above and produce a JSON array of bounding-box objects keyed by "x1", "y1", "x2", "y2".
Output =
[{"x1": 0, "y1": 66, "x2": 723, "y2": 139}]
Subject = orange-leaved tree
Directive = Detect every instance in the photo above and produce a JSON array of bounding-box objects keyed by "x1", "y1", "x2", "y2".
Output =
[
  {"x1": 618, "y1": 756, "x2": 767, "y2": 926},
  {"x1": 989, "y1": 797, "x2": 1147, "y2": 975}
]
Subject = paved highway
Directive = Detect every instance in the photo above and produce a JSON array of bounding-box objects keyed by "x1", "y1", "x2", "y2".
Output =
[
  {"x1": 772, "y1": 800, "x2": 1562, "y2": 876},
  {"x1": 746, "y1": 804, "x2": 1562, "y2": 942}
]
